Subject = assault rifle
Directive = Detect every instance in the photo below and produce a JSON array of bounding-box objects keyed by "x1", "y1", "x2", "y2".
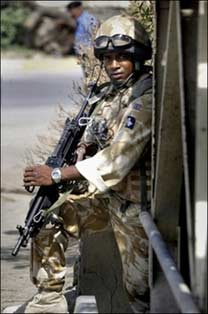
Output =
[{"x1": 12, "y1": 82, "x2": 97, "y2": 256}]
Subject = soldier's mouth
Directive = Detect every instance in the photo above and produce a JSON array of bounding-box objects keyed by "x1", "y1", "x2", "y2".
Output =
[{"x1": 110, "y1": 72, "x2": 124, "y2": 80}]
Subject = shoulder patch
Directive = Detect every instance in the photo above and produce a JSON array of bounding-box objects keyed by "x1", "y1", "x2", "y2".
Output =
[{"x1": 125, "y1": 116, "x2": 136, "y2": 129}]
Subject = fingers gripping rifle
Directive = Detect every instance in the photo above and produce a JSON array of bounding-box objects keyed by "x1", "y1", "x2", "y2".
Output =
[{"x1": 12, "y1": 83, "x2": 97, "y2": 256}]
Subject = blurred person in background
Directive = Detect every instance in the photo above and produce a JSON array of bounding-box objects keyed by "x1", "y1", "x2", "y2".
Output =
[{"x1": 66, "y1": 1, "x2": 100, "y2": 57}]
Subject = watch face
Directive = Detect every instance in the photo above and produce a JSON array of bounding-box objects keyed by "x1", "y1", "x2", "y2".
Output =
[
  {"x1": 52, "y1": 168, "x2": 61, "y2": 183},
  {"x1": 53, "y1": 171, "x2": 59, "y2": 179}
]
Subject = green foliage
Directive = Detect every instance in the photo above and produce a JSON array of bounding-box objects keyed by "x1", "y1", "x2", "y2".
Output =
[
  {"x1": 125, "y1": 0, "x2": 154, "y2": 40},
  {"x1": 1, "y1": 1, "x2": 30, "y2": 49}
]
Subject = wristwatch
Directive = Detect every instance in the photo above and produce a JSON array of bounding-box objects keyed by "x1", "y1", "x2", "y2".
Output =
[{"x1": 51, "y1": 168, "x2": 62, "y2": 184}]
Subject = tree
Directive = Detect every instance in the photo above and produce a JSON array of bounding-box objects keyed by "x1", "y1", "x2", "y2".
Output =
[{"x1": 125, "y1": 0, "x2": 154, "y2": 40}]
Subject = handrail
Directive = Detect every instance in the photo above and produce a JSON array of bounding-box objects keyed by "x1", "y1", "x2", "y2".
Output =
[{"x1": 139, "y1": 211, "x2": 200, "y2": 314}]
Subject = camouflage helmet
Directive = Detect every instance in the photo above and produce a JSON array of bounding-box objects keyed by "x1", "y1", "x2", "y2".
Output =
[{"x1": 94, "y1": 15, "x2": 152, "y2": 61}]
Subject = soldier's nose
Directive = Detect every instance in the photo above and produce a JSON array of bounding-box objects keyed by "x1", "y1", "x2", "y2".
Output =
[{"x1": 110, "y1": 59, "x2": 120, "y2": 68}]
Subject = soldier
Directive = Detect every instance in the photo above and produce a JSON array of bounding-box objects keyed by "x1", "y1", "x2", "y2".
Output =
[{"x1": 23, "y1": 15, "x2": 152, "y2": 313}]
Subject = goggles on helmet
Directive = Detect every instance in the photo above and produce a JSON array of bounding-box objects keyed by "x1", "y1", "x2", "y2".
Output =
[
  {"x1": 94, "y1": 33, "x2": 152, "y2": 61},
  {"x1": 94, "y1": 34, "x2": 134, "y2": 51}
]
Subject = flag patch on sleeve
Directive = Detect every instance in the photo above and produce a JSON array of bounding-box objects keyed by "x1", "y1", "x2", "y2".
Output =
[{"x1": 125, "y1": 116, "x2": 136, "y2": 129}]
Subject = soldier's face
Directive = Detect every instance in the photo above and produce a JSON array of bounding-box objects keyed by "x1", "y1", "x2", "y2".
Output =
[{"x1": 103, "y1": 52, "x2": 134, "y2": 83}]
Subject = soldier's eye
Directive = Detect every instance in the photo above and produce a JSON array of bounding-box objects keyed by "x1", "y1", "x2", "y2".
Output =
[
  {"x1": 103, "y1": 55, "x2": 112, "y2": 62},
  {"x1": 117, "y1": 53, "x2": 130, "y2": 61}
]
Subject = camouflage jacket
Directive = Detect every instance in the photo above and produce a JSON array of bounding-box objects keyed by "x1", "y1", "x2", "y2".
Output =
[{"x1": 76, "y1": 73, "x2": 152, "y2": 204}]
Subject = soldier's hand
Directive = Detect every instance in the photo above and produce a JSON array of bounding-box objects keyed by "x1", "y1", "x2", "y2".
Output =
[
  {"x1": 23, "y1": 165, "x2": 53, "y2": 187},
  {"x1": 76, "y1": 145, "x2": 87, "y2": 162}
]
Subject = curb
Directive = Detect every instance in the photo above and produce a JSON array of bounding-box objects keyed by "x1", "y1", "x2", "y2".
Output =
[{"x1": 1, "y1": 56, "x2": 81, "y2": 77}]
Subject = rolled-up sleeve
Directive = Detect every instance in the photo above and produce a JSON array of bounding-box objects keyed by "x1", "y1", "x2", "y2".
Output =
[{"x1": 76, "y1": 92, "x2": 152, "y2": 193}]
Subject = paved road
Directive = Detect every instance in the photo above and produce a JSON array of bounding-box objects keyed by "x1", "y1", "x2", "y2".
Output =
[
  {"x1": 1, "y1": 57, "x2": 82, "y2": 312},
  {"x1": 1, "y1": 57, "x2": 83, "y2": 190}
]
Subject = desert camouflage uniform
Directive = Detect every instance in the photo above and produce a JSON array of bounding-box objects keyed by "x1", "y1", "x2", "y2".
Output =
[{"x1": 29, "y1": 72, "x2": 152, "y2": 310}]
